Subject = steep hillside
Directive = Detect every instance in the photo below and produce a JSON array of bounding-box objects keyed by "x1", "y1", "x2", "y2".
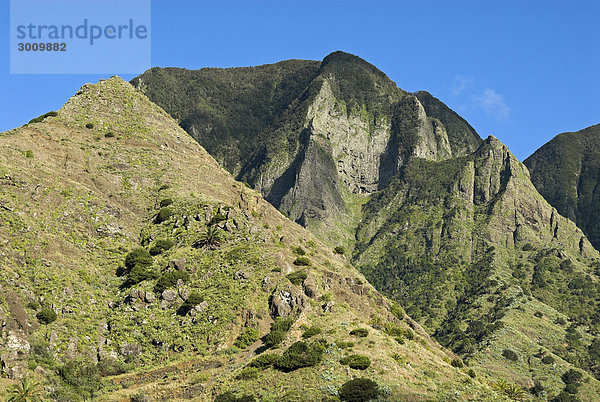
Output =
[
  {"x1": 0, "y1": 78, "x2": 499, "y2": 401},
  {"x1": 132, "y1": 51, "x2": 482, "y2": 247},
  {"x1": 355, "y1": 136, "x2": 600, "y2": 400},
  {"x1": 524, "y1": 123, "x2": 600, "y2": 250}
]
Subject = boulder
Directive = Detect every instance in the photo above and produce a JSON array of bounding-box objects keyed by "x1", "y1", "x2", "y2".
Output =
[{"x1": 269, "y1": 284, "x2": 307, "y2": 318}]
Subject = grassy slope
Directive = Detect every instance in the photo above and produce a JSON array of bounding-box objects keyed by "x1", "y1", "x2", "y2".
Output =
[{"x1": 0, "y1": 78, "x2": 499, "y2": 401}]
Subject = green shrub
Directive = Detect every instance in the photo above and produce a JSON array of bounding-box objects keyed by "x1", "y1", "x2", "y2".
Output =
[
  {"x1": 28, "y1": 111, "x2": 57, "y2": 124},
  {"x1": 159, "y1": 198, "x2": 174, "y2": 208},
  {"x1": 542, "y1": 355, "x2": 555, "y2": 364},
  {"x1": 36, "y1": 308, "x2": 57, "y2": 325},
  {"x1": 287, "y1": 271, "x2": 307, "y2": 285},
  {"x1": 502, "y1": 349, "x2": 518, "y2": 361},
  {"x1": 336, "y1": 340, "x2": 355, "y2": 349},
  {"x1": 24, "y1": 150, "x2": 34, "y2": 158},
  {"x1": 302, "y1": 326, "x2": 322, "y2": 339},
  {"x1": 291, "y1": 246, "x2": 306, "y2": 256},
  {"x1": 155, "y1": 207, "x2": 174, "y2": 223},
  {"x1": 272, "y1": 317, "x2": 294, "y2": 332},
  {"x1": 350, "y1": 328, "x2": 368, "y2": 338},
  {"x1": 185, "y1": 292, "x2": 204, "y2": 306},
  {"x1": 248, "y1": 353, "x2": 280, "y2": 369},
  {"x1": 125, "y1": 248, "x2": 152, "y2": 270},
  {"x1": 264, "y1": 317, "x2": 294, "y2": 347},
  {"x1": 522, "y1": 243, "x2": 534, "y2": 251},
  {"x1": 26, "y1": 301, "x2": 40, "y2": 311},
  {"x1": 467, "y1": 369, "x2": 476, "y2": 378},
  {"x1": 154, "y1": 270, "x2": 189, "y2": 293},
  {"x1": 178, "y1": 292, "x2": 204, "y2": 316},
  {"x1": 390, "y1": 302, "x2": 404, "y2": 320},
  {"x1": 235, "y1": 328, "x2": 259, "y2": 349},
  {"x1": 534, "y1": 311, "x2": 543, "y2": 318},
  {"x1": 128, "y1": 264, "x2": 157, "y2": 285},
  {"x1": 339, "y1": 378, "x2": 380, "y2": 402},
  {"x1": 550, "y1": 391, "x2": 579, "y2": 401},
  {"x1": 564, "y1": 383, "x2": 579, "y2": 395},
  {"x1": 85, "y1": 123, "x2": 94, "y2": 129},
  {"x1": 215, "y1": 392, "x2": 256, "y2": 402},
  {"x1": 293, "y1": 257, "x2": 310, "y2": 266},
  {"x1": 264, "y1": 330, "x2": 286, "y2": 348},
  {"x1": 334, "y1": 246, "x2": 345, "y2": 255},
  {"x1": 104, "y1": 132, "x2": 115, "y2": 138},
  {"x1": 340, "y1": 354, "x2": 371, "y2": 370},
  {"x1": 236, "y1": 366, "x2": 259, "y2": 380},
  {"x1": 149, "y1": 239, "x2": 174, "y2": 256},
  {"x1": 276, "y1": 341, "x2": 324, "y2": 371},
  {"x1": 561, "y1": 369, "x2": 583, "y2": 385},
  {"x1": 450, "y1": 358, "x2": 463, "y2": 368}
]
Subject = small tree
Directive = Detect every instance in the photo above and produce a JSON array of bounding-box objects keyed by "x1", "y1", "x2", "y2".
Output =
[
  {"x1": 339, "y1": 378, "x2": 380, "y2": 402},
  {"x1": 36, "y1": 308, "x2": 57, "y2": 325},
  {"x1": 340, "y1": 354, "x2": 371, "y2": 370},
  {"x1": 155, "y1": 207, "x2": 174, "y2": 224},
  {"x1": 125, "y1": 248, "x2": 152, "y2": 270},
  {"x1": 149, "y1": 239, "x2": 174, "y2": 256}
]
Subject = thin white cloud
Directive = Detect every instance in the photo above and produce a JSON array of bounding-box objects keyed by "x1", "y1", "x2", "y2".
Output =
[
  {"x1": 451, "y1": 76, "x2": 473, "y2": 96},
  {"x1": 471, "y1": 89, "x2": 511, "y2": 121}
]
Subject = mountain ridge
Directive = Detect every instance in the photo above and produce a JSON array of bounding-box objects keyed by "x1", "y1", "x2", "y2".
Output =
[{"x1": 0, "y1": 76, "x2": 502, "y2": 400}]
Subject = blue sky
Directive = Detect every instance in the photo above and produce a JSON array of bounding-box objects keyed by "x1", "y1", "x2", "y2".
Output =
[{"x1": 1, "y1": 0, "x2": 598, "y2": 160}]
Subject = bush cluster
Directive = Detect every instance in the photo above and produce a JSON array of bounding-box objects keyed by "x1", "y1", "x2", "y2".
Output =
[
  {"x1": 502, "y1": 349, "x2": 518, "y2": 362},
  {"x1": 248, "y1": 353, "x2": 280, "y2": 369},
  {"x1": 154, "y1": 270, "x2": 189, "y2": 294},
  {"x1": 350, "y1": 328, "x2": 368, "y2": 338},
  {"x1": 124, "y1": 248, "x2": 156, "y2": 286},
  {"x1": 302, "y1": 325, "x2": 322, "y2": 339},
  {"x1": 338, "y1": 378, "x2": 380, "y2": 402},
  {"x1": 36, "y1": 308, "x2": 57, "y2": 325},
  {"x1": 155, "y1": 207, "x2": 174, "y2": 224},
  {"x1": 293, "y1": 256, "x2": 310, "y2": 266},
  {"x1": 286, "y1": 271, "x2": 307, "y2": 286},
  {"x1": 340, "y1": 354, "x2": 371, "y2": 370},
  {"x1": 234, "y1": 328, "x2": 259, "y2": 349},
  {"x1": 277, "y1": 341, "x2": 325, "y2": 371},
  {"x1": 264, "y1": 317, "x2": 294, "y2": 348},
  {"x1": 149, "y1": 239, "x2": 174, "y2": 256}
]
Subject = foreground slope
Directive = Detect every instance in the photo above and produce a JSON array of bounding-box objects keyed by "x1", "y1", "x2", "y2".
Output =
[
  {"x1": 355, "y1": 136, "x2": 600, "y2": 400},
  {"x1": 133, "y1": 51, "x2": 482, "y2": 246},
  {"x1": 524, "y1": 123, "x2": 600, "y2": 250},
  {"x1": 0, "y1": 77, "x2": 497, "y2": 400}
]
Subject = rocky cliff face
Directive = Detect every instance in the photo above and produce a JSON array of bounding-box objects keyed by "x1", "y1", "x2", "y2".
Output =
[
  {"x1": 133, "y1": 51, "x2": 482, "y2": 243},
  {"x1": 525, "y1": 123, "x2": 600, "y2": 250},
  {"x1": 354, "y1": 136, "x2": 600, "y2": 396}
]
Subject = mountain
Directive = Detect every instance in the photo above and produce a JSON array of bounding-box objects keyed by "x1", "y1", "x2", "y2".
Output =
[
  {"x1": 132, "y1": 51, "x2": 482, "y2": 246},
  {"x1": 524, "y1": 123, "x2": 600, "y2": 250},
  {"x1": 0, "y1": 77, "x2": 502, "y2": 400},
  {"x1": 133, "y1": 52, "x2": 600, "y2": 401},
  {"x1": 354, "y1": 135, "x2": 600, "y2": 399}
]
